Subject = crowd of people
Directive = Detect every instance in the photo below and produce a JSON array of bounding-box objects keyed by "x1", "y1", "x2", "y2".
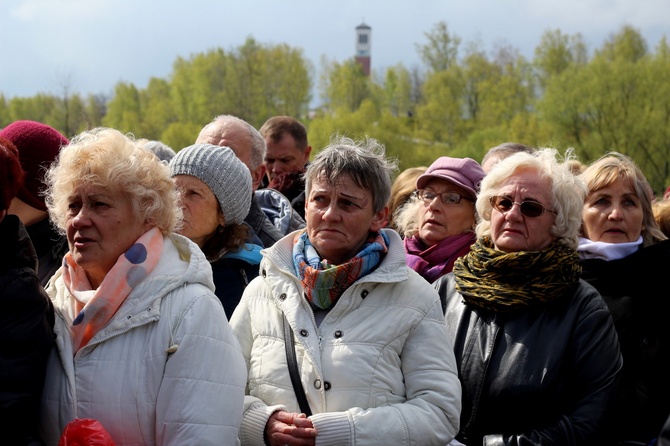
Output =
[{"x1": 1, "y1": 114, "x2": 669, "y2": 446}]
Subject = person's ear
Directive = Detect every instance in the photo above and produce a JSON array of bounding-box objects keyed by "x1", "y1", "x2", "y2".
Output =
[
  {"x1": 250, "y1": 164, "x2": 266, "y2": 191},
  {"x1": 370, "y1": 206, "x2": 389, "y2": 232}
]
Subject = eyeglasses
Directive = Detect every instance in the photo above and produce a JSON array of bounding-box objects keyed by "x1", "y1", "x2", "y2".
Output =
[
  {"x1": 489, "y1": 195, "x2": 556, "y2": 218},
  {"x1": 416, "y1": 189, "x2": 473, "y2": 205}
]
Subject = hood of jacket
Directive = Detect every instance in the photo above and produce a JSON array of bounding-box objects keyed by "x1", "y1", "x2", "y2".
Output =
[{"x1": 255, "y1": 188, "x2": 306, "y2": 236}]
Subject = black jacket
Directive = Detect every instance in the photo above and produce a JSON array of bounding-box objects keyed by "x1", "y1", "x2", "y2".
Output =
[
  {"x1": 0, "y1": 215, "x2": 54, "y2": 445},
  {"x1": 25, "y1": 217, "x2": 67, "y2": 287},
  {"x1": 581, "y1": 239, "x2": 670, "y2": 445},
  {"x1": 211, "y1": 249, "x2": 261, "y2": 320},
  {"x1": 436, "y1": 274, "x2": 622, "y2": 445}
]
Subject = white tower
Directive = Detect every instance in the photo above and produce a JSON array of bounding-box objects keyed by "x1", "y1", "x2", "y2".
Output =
[{"x1": 355, "y1": 22, "x2": 371, "y2": 76}]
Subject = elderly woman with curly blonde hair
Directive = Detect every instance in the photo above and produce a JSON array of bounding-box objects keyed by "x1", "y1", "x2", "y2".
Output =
[{"x1": 39, "y1": 127, "x2": 246, "y2": 445}]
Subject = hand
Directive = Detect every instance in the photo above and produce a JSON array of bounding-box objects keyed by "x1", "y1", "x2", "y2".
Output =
[{"x1": 265, "y1": 410, "x2": 317, "y2": 446}]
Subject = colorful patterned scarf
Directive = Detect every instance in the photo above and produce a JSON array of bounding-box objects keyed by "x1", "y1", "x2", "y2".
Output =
[
  {"x1": 63, "y1": 227, "x2": 163, "y2": 352},
  {"x1": 452, "y1": 235, "x2": 581, "y2": 313},
  {"x1": 404, "y1": 232, "x2": 476, "y2": 283},
  {"x1": 293, "y1": 230, "x2": 389, "y2": 310}
]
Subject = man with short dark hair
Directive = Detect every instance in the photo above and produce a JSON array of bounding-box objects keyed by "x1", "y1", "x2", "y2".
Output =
[{"x1": 260, "y1": 116, "x2": 311, "y2": 218}]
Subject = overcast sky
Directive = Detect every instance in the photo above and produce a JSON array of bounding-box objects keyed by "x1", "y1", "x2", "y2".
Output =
[{"x1": 1, "y1": 0, "x2": 668, "y2": 101}]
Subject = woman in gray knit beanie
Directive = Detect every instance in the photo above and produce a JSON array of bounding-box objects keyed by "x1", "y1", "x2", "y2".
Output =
[{"x1": 170, "y1": 143, "x2": 262, "y2": 319}]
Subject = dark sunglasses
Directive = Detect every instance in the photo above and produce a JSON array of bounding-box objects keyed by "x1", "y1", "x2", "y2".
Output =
[
  {"x1": 489, "y1": 195, "x2": 556, "y2": 218},
  {"x1": 416, "y1": 189, "x2": 473, "y2": 205}
]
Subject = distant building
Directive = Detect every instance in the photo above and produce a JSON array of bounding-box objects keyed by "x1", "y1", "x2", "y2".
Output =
[{"x1": 355, "y1": 22, "x2": 371, "y2": 76}]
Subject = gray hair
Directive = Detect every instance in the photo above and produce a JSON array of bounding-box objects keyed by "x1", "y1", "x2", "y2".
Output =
[
  {"x1": 141, "y1": 140, "x2": 176, "y2": 163},
  {"x1": 392, "y1": 196, "x2": 423, "y2": 238},
  {"x1": 200, "y1": 115, "x2": 266, "y2": 169},
  {"x1": 305, "y1": 135, "x2": 397, "y2": 214},
  {"x1": 475, "y1": 147, "x2": 587, "y2": 249}
]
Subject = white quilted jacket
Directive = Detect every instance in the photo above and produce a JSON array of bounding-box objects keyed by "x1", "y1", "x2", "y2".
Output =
[
  {"x1": 230, "y1": 228, "x2": 462, "y2": 446},
  {"x1": 40, "y1": 234, "x2": 246, "y2": 446}
]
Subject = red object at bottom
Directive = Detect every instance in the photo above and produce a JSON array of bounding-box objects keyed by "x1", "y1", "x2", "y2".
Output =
[{"x1": 58, "y1": 418, "x2": 116, "y2": 446}]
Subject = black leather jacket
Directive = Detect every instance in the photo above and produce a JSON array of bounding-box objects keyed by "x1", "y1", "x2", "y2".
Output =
[{"x1": 435, "y1": 274, "x2": 622, "y2": 445}]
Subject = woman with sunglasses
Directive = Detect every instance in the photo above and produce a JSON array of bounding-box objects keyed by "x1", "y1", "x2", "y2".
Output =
[
  {"x1": 394, "y1": 157, "x2": 485, "y2": 283},
  {"x1": 434, "y1": 148, "x2": 622, "y2": 445},
  {"x1": 578, "y1": 152, "x2": 670, "y2": 445}
]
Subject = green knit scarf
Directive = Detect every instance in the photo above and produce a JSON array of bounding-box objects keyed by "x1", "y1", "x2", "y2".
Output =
[{"x1": 452, "y1": 236, "x2": 582, "y2": 313}]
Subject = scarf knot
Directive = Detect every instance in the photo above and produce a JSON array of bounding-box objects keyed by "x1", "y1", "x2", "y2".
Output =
[
  {"x1": 453, "y1": 236, "x2": 581, "y2": 313},
  {"x1": 293, "y1": 230, "x2": 388, "y2": 310}
]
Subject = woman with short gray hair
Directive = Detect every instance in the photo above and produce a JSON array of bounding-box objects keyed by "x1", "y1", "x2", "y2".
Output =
[{"x1": 230, "y1": 135, "x2": 462, "y2": 446}]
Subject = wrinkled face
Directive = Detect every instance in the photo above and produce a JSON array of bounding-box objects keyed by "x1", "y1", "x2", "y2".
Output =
[
  {"x1": 174, "y1": 175, "x2": 224, "y2": 248},
  {"x1": 305, "y1": 174, "x2": 387, "y2": 265},
  {"x1": 417, "y1": 178, "x2": 476, "y2": 246},
  {"x1": 264, "y1": 133, "x2": 311, "y2": 181},
  {"x1": 582, "y1": 177, "x2": 644, "y2": 243},
  {"x1": 66, "y1": 185, "x2": 151, "y2": 288},
  {"x1": 490, "y1": 168, "x2": 557, "y2": 252}
]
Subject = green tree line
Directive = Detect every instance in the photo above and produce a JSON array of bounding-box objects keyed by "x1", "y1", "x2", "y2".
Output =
[{"x1": 1, "y1": 24, "x2": 669, "y2": 193}]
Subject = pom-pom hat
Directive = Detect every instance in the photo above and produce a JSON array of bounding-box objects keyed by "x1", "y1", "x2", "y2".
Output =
[
  {"x1": 170, "y1": 144, "x2": 251, "y2": 225},
  {"x1": 0, "y1": 120, "x2": 68, "y2": 211},
  {"x1": 417, "y1": 156, "x2": 486, "y2": 200}
]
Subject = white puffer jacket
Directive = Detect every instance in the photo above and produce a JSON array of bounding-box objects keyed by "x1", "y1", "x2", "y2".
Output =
[
  {"x1": 40, "y1": 234, "x2": 246, "y2": 446},
  {"x1": 230, "y1": 228, "x2": 462, "y2": 446}
]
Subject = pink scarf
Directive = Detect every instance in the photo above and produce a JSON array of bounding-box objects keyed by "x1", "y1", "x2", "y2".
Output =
[
  {"x1": 404, "y1": 232, "x2": 476, "y2": 283},
  {"x1": 63, "y1": 227, "x2": 163, "y2": 352}
]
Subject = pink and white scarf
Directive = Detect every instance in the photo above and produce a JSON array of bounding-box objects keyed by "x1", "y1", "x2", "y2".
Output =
[{"x1": 62, "y1": 227, "x2": 163, "y2": 352}]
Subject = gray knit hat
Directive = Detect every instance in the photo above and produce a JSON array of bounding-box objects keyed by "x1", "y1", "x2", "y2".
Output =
[{"x1": 170, "y1": 144, "x2": 251, "y2": 225}]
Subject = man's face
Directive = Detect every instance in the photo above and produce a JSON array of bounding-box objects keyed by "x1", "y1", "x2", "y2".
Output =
[{"x1": 264, "y1": 132, "x2": 311, "y2": 182}]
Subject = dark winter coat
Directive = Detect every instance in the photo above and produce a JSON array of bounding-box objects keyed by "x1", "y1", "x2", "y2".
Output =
[
  {"x1": 211, "y1": 243, "x2": 262, "y2": 320},
  {"x1": 25, "y1": 217, "x2": 67, "y2": 287},
  {"x1": 0, "y1": 214, "x2": 54, "y2": 445},
  {"x1": 581, "y1": 239, "x2": 670, "y2": 445}
]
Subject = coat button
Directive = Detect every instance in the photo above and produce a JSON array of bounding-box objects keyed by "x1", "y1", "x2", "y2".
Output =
[
  {"x1": 262, "y1": 269, "x2": 267, "y2": 277},
  {"x1": 361, "y1": 290, "x2": 369, "y2": 298},
  {"x1": 313, "y1": 379, "x2": 322, "y2": 389},
  {"x1": 324, "y1": 381, "x2": 331, "y2": 390},
  {"x1": 334, "y1": 330, "x2": 343, "y2": 338},
  {"x1": 300, "y1": 329, "x2": 309, "y2": 337},
  {"x1": 279, "y1": 293, "x2": 287, "y2": 301}
]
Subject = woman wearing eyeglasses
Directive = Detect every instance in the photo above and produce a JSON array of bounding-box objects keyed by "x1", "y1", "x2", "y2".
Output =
[
  {"x1": 434, "y1": 148, "x2": 622, "y2": 445},
  {"x1": 394, "y1": 157, "x2": 485, "y2": 283},
  {"x1": 578, "y1": 152, "x2": 670, "y2": 446}
]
